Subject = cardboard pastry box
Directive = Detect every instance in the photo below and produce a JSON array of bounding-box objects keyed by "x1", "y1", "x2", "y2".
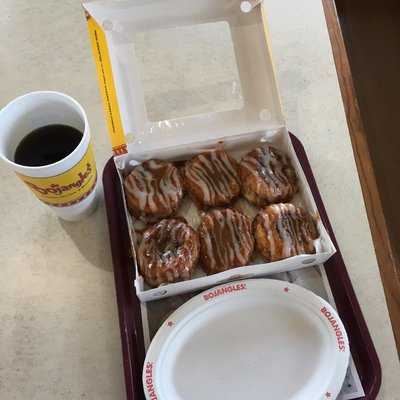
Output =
[{"x1": 84, "y1": 0, "x2": 336, "y2": 301}]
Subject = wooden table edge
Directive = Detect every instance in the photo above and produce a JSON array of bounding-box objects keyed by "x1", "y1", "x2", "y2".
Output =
[{"x1": 322, "y1": 0, "x2": 400, "y2": 354}]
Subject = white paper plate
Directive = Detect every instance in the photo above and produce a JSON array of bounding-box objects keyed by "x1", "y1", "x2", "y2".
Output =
[{"x1": 143, "y1": 279, "x2": 349, "y2": 400}]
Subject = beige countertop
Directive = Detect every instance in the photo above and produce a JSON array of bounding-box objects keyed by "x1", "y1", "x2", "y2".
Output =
[{"x1": 1, "y1": 0, "x2": 399, "y2": 399}]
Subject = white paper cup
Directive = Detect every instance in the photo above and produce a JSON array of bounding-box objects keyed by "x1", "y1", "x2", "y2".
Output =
[{"x1": 0, "y1": 91, "x2": 98, "y2": 221}]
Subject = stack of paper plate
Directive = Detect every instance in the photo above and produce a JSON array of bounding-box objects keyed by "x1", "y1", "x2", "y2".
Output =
[{"x1": 143, "y1": 279, "x2": 349, "y2": 400}]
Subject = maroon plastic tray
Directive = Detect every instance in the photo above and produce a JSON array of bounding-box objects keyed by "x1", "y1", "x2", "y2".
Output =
[{"x1": 103, "y1": 133, "x2": 381, "y2": 400}]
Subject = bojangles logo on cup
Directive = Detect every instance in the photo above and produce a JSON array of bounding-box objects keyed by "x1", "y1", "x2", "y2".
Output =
[
  {"x1": 17, "y1": 145, "x2": 97, "y2": 207},
  {"x1": 26, "y1": 163, "x2": 93, "y2": 196}
]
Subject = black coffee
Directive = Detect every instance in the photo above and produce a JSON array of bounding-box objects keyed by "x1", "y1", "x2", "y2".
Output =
[{"x1": 14, "y1": 124, "x2": 83, "y2": 167}]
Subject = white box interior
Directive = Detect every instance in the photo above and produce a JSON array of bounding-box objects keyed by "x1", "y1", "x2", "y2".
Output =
[{"x1": 84, "y1": 0, "x2": 285, "y2": 153}]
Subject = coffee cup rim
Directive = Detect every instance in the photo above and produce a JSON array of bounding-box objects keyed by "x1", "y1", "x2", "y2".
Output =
[{"x1": 0, "y1": 91, "x2": 89, "y2": 173}]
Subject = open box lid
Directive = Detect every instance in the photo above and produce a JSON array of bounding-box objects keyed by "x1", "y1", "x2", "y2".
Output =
[{"x1": 84, "y1": 0, "x2": 285, "y2": 155}]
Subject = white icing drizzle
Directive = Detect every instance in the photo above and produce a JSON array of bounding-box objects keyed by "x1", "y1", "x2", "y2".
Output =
[
  {"x1": 225, "y1": 209, "x2": 247, "y2": 265},
  {"x1": 256, "y1": 203, "x2": 318, "y2": 261},
  {"x1": 139, "y1": 219, "x2": 199, "y2": 287},
  {"x1": 184, "y1": 150, "x2": 239, "y2": 205},
  {"x1": 200, "y1": 209, "x2": 253, "y2": 273},
  {"x1": 240, "y1": 146, "x2": 296, "y2": 202},
  {"x1": 124, "y1": 160, "x2": 182, "y2": 217}
]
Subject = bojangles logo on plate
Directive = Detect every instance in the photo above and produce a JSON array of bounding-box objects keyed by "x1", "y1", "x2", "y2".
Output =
[
  {"x1": 17, "y1": 144, "x2": 97, "y2": 207},
  {"x1": 320, "y1": 306, "x2": 346, "y2": 352},
  {"x1": 203, "y1": 283, "x2": 247, "y2": 301},
  {"x1": 144, "y1": 362, "x2": 158, "y2": 399}
]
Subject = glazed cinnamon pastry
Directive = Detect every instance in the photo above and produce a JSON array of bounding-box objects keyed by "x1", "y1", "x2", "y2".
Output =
[
  {"x1": 198, "y1": 208, "x2": 254, "y2": 275},
  {"x1": 239, "y1": 146, "x2": 297, "y2": 206},
  {"x1": 138, "y1": 218, "x2": 200, "y2": 287},
  {"x1": 253, "y1": 203, "x2": 319, "y2": 262},
  {"x1": 124, "y1": 159, "x2": 183, "y2": 222},
  {"x1": 182, "y1": 150, "x2": 240, "y2": 208}
]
